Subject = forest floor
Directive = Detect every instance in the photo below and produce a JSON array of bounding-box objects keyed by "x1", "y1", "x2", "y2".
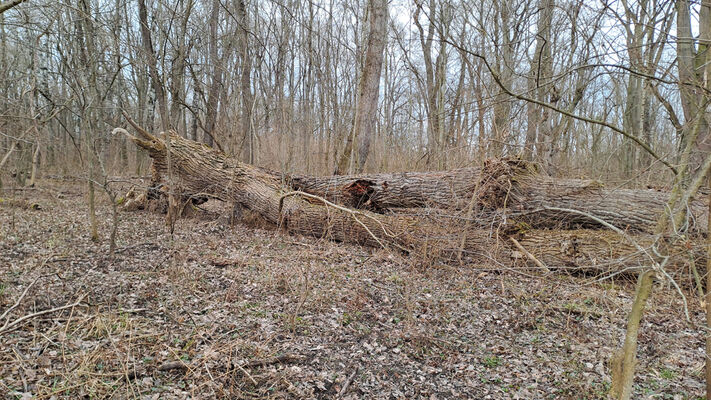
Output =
[{"x1": 0, "y1": 178, "x2": 707, "y2": 399}]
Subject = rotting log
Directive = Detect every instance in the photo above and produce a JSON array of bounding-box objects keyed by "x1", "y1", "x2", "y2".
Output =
[
  {"x1": 117, "y1": 128, "x2": 706, "y2": 281},
  {"x1": 514, "y1": 229, "x2": 704, "y2": 279}
]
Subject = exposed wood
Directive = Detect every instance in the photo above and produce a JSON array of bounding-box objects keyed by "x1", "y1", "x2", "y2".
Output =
[{"x1": 510, "y1": 237, "x2": 550, "y2": 273}]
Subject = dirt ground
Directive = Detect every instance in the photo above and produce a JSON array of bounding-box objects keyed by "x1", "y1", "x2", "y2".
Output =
[{"x1": 0, "y1": 179, "x2": 707, "y2": 399}]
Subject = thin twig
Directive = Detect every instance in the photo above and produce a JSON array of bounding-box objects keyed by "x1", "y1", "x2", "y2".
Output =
[
  {"x1": 509, "y1": 237, "x2": 551, "y2": 273},
  {"x1": 337, "y1": 366, "x2": 359, "y2": 399},
  {"x1": 0, "y1": 277, "x2": 39, "y2": 325},
  {"x1": 235, "y1": 363, "x2": 258, "y2": 385},
  {"x1": 0, "y1": 264, "x2": 55, "y2": 327},
  {"x1": 0, "y1": 294, "x2": 86, "y2": 335}
]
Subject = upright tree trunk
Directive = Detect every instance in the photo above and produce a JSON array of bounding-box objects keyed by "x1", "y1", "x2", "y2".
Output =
[
  {"x1": 659, "y1": 0, "x2": 711, "y2": 232},
  {"x1": 137, "y1": 0, "x2": 169, "y2": 133},
  {"x1": 491, "y1": 0, "x2": 515, "y2": 157},
  {"x1": 77, "y1": 0, "x2": 99, "y2": 242},
  {"x1": 138, "y1": 0, "x2": 176, "y2": 228},
  {"x1": 203, "y1": 0, "x2": 222, "y2": 147},
  {"x1": 335, "y1": 0, "x2": 388, "y2": 174},
  {"x1": 413, "y1": 0, "x2": 450, "y2": 169},
  {"x1": 706, "y1": 172, "x2": 711, "y2": 399},
  {"x1": 236, "y1": 0, "x2": 254, "y2": 164},
  {"x1": 525, "y1": 0, "x2": 554, "y2": 165},
  {"x1": 168, "y1": 0, "x2": 192, "y2": 132}
]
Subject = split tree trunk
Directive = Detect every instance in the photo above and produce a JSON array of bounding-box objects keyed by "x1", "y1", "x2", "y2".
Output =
[
  {"x1": 289, "y1": 163, "x2": 707, "y2": 234},
  {"x1": 120, "y1": 129, "x2": 705, "y2": 279},
  {"x1": 138, "y1": 136, "x2": 708, "y2": 234}
]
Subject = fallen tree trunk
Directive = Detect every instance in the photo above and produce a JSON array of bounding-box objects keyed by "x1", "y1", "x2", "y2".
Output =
[
  {"x1": 117, "y1": 127, "x2": 705, "y2": 281},
  {"x1": 287, "y1": 168, "x2": 483, "y2": 211},
  {"x1": 515, "y1": 229, "x2": 704, "y2": 279},
  {"x1": 116, "y1": 125, "x2": 497, "y2": 256},
  {"x1": 284, "y1": 158, "x2": 531, "y2": 212},
  {"x1": 288, "y1": 164, "x2": 707, "y2": 234},
  {"x1": 136, "y1": 136, "x2": 707, "y2": 234}
]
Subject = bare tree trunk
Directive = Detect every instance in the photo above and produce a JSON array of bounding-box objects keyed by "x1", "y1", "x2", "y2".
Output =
[
  {"x1": 203, "y1": 0, "x2": 222, "y2": 147},
  {"x1": 138, "y1": 0, "x2": 169, "y2": 133},
  {"x1": 335, "y1": 0, "x2": 387, "y2": 174},
  {"x1": 532, "y1": 0, "x2": 554, "y2": 170},
  {"x1": 76, "y1": 0, "x2": 99, "y2": 242},
  {"x1": 491, "y1": 0, "x2": 515, "y2": 157},
  {"x1": 28, "y1": 144, "x2": 39, "y2": 186},
  {"x1": 168, "y1": 0, "x2": 193, "y2": 132},
  {"x1": 706, "y1": 172, "x2": 711, "y2": 399},
  {"x1": 138, "y1": 0, "x2": 176, "y2": 229},
  {"x1": 236, "y1": 0, "x2": 254, "y2": 164},
  {"x1": 610, "y1": 270, "x2": 655, "y2": 400},
  {"x1": 413, "y1": 0, "x2": 450, "y2": 169}
]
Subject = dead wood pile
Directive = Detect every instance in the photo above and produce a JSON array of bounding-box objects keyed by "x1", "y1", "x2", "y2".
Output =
[{"x1": 117, "y1": 125, "x2": 707, "y2": 282}]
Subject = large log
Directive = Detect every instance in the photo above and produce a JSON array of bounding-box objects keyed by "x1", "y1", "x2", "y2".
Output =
[
  {"x1": 119, "y1": 128, "x2": 704, "y2": 281},
  {"x1": 284, "y1": 158, "x2": 532, "y2": 212},
  {"x1": 133, "y1": 130, "x2": 706, "y2": 234},
  {"x1": 515, "y1": 229, "x2": 703, "y2": 279},
  {"x1": 118, "y1": 127, "x2": 496, "y2": 257},
  {"x1": 288, "y1": 162, "x2": 708, "y2": 234}
]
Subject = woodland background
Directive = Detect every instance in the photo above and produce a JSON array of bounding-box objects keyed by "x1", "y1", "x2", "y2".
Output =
[{"x1": 0, "y1": 0, "x2": 701, "y2": 184}]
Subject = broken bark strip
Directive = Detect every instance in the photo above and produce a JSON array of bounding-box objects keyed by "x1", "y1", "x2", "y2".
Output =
[{"x1": 119, "y1": 129, "x2": 704, "y2": 279}]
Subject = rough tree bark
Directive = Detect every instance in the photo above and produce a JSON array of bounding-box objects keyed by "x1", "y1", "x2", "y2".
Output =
[
  {"x1": 119, "y1": 127, "x2": 705, "y2": 278},
  {"x1": 288, "y1": 164, "x2": 708, "y2": 234},
  {"x1": 137, "y1": 135, "x2": 708, "y2": 234}
]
